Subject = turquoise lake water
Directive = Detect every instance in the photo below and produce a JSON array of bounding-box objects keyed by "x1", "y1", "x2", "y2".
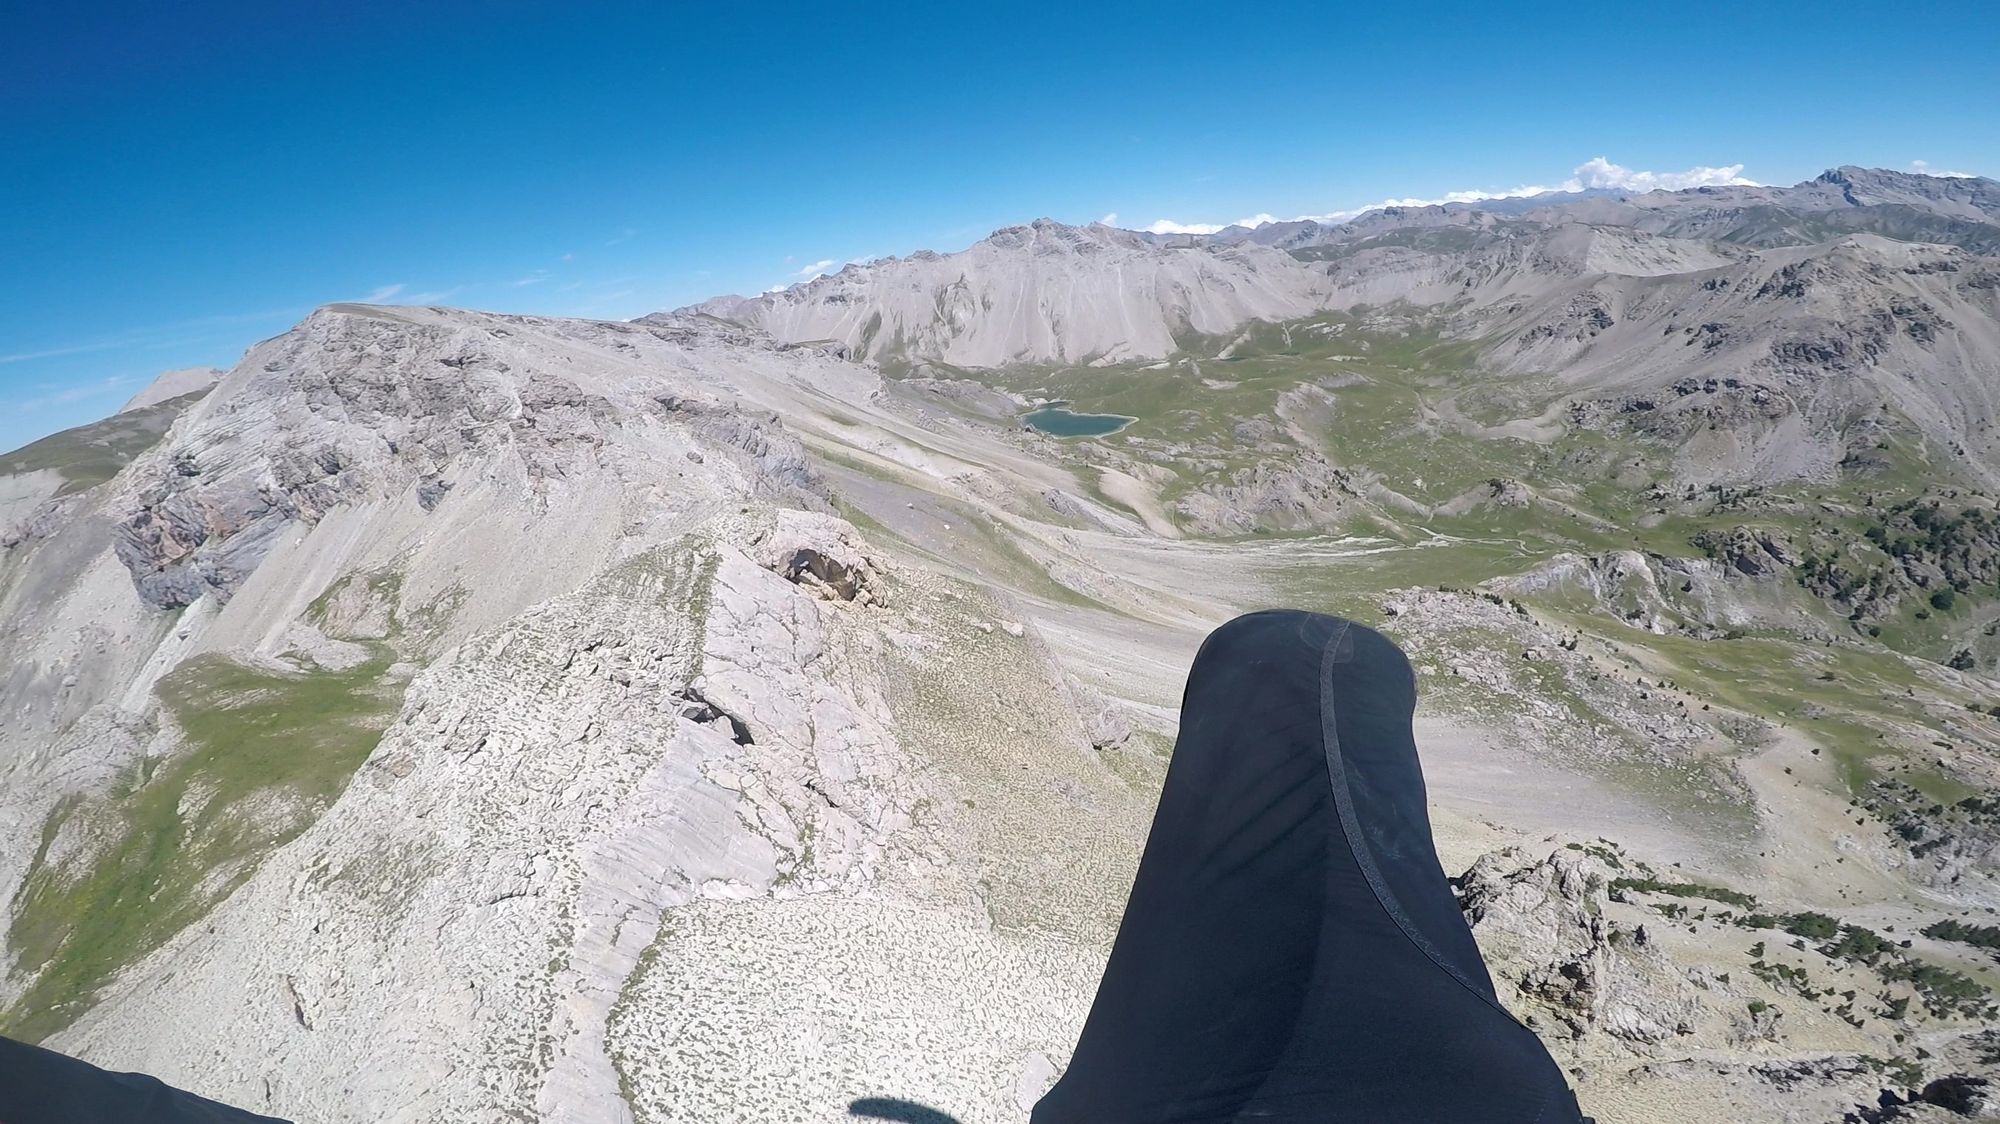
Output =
[{"x1": 1022, "y1": 403, "x2": 1135, "y2": 437}]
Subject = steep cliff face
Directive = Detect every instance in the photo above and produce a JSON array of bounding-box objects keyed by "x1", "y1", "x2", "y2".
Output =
[
  {"x1": 0, "y1": 304, "x2": 843, "y2": 1021},
  {"x1": 103, "y1": 305, "x2": 837, "y2": 611},
  {"x1": 0, "y1": 300, "x2": 1166, "y2": 1122},
  {"x1": 0, "y1": 307, "x2": 853, "y2": 918}
]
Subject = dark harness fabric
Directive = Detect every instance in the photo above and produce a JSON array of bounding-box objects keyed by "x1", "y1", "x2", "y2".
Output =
[
  {"x1": 0, "y1": 1036, "x2": 291, "y2": 1124},
  {"x1": 1033, "y1": 611, "x2": 1587, "y2": 1124}
]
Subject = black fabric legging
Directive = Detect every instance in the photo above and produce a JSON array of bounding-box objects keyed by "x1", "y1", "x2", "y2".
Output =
[
  {"x1": 1034, "y1": 611, "x2": 1588, "y2": 1124},
  {"x1": 1, "y1": 611, "x2": 1585, "y2": 1124},
  {"x1": 0, "y1": 1035, "x2": 290, "y2": 1123}
]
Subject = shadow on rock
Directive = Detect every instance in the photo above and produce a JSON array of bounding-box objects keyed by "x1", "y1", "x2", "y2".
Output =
[{"x1": 847, "y1": 1096, "x2": 965, "y2": 1124}]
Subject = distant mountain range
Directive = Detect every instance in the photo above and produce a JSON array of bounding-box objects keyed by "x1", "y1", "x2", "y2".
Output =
[
  {"x1": 8, "y1": 166, "x2": 2000, "y2": 1124},
  {"x1": 680, "y1": 167, "x2": 2000, "y2": 492}
]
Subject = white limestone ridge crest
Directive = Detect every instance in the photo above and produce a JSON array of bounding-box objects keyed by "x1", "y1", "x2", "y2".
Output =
[{"x1": 671, "y1": 217, "x2": 1334, "y2": 367}]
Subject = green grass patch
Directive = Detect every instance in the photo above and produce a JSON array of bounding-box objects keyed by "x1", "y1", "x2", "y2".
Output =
[
  {"x1": 1612, "y1": 876, "x2": 1758, "y2": 910},
  {"x1": 2, "y1": 650, "x2": 403, "y2": 1040},
  {"x1": 1537, "y1": 611, "x2": 1969, "y2": 797},
  {"x1": 0, "y1": 394, "x2": 202, "y2": 495}
]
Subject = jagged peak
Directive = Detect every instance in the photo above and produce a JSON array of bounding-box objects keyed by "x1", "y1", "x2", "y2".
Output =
[
  {"x1": 981, "y1": 216, "x2": 1153, "y2": 254},
  {"x1": 1815, "y1": 163, "x2": 1994, "y2": 189},
  {"x1": 698, "y1": 219, "x2": 1172, "y2": 313},
  {"x1": 1815, "y1": 164, "x2": 1964, "y2": 185}
]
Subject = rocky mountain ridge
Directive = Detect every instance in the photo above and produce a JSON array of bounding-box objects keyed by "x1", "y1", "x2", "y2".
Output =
[
  {"x1": 7, "y1": 166, "x2": 2000, "y2": 1123},
  {"x1": 680, "y1": 218, "x2": 1331, "y2": 368},
  {"x1": 687, "y1": 169, "x2": 2000, "y2": 502}
]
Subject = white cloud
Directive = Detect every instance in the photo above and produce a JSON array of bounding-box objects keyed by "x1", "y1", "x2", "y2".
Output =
[
  {"x1": 1134, "y1": 157, "x2": 1759, "y2": 234},
  {"x1": 1912, "y1": 159, "x2": 1980, "y2": 179},
  {"x1": 368, "y1": 286, "x2": 464, "y2": 306},
  {"x1": 511, "y1": 271, "x2": 549, "y2": 287},
  {"x1": 1567, "y1": 156, "x2": 1753, "y2": 192},
  {"x1": 1098, "y1": 212, "x2": 1118, "y2": 226}
]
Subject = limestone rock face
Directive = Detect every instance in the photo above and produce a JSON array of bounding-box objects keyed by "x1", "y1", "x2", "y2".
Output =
[
  {"x1": 1459, "y1": 847, "x2": 1705, "y2": 1047},
  {"x1": 679, "y1": 219, "x2": 1333, "y2": 367},
  {"x1": 104, "y1": 308, "x2": 829, "y2": 611},
  {"x1": 0, "y1": 295, "x2": 1158, "y2": 1123},
  {"x1": 751, "y1": 509, "x2": 884, "y2": 605},
  {"x1": 51, "y1": 542, "x2": 813, "y2": 1120},
  {"x1": 0, "y1": 305, "x2": 870, "y2": 958}
]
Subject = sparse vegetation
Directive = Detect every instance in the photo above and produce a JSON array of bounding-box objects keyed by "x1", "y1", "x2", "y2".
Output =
[
  {"x1": 1821, "y1": 924, "x2": 1897, "y2": 966},
  {"x1": 1611, "y1": 876, "x2": 1758, "y2": 910},
  {"x1": 1, "y1": 651, "x2": 403, "y2": 1040},
  {"x1": 1924, "y1": 919, "x2": 2000, "y2": 953},
  {"x1": 0, "y1": 394, "x2": 198, "y2": 495},
  {"x1": 1881, "y1": 959, "x2": 1997, "y2": 1020},
  {"x1": 1784, "y1": 911, "x2": 1843, "y2": 941}
]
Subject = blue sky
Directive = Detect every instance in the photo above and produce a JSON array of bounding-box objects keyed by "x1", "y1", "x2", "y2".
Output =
[{"x1": 3, "y1": 0, "x2": 1996, "y2": 452}]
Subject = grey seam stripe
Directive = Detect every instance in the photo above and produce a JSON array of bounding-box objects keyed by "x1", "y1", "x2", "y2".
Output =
[{"x1": 1315, "y1": 619, "x2": 1525, "y2": 1027}]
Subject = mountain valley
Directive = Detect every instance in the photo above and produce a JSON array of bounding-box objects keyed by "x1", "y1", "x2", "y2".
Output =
[{"x1": 7, "y1": 166, "x2": 2000, "y2": 1122}]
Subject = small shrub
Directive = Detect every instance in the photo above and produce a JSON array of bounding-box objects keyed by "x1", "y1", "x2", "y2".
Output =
[
  {"x1": 1924, "y1": 919, "x2": 2000, "y2": 952},
  {"x1": 1612, "y1": 876, "x2": 1758, "y2": 910},
  {"x1": 1784, "y1": 912, "x2": 1841, "y2": 940}
]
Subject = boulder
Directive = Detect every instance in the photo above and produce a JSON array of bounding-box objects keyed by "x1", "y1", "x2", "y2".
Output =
[
  {"x1": 1458, "y1": 847, "x2": 1706, "y2": 1047},
  {"x1": 751, "y1": 511, "x2": 883, "y2": 605}
]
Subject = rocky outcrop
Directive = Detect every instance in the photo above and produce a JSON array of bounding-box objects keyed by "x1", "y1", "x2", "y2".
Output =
[
  {"x1": 45, "y1": 534, "x2": 919, "y2": 1120},
  {"x1": 1864, "y1": 779, "x2": 2000, "y2": 890},
  {"x1": 752, "y1": 509, "x2": 883, "y2": 605},
  {"x1": 1692, "y1": 525, "x2": 1798, "y2": 578},
  {"x1": 1169, "y1": 454, "x2": 1362, "y2": 535},
  {"x1": 1489, "y1": 541, "x2": 1831, "y2": 641},
  {"x1": 103, "y1": 308, "x2": 833, "y2": 609},
  {"x1": 1458, "y1": 847, "x2": 1708, "y2": 1047}
]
